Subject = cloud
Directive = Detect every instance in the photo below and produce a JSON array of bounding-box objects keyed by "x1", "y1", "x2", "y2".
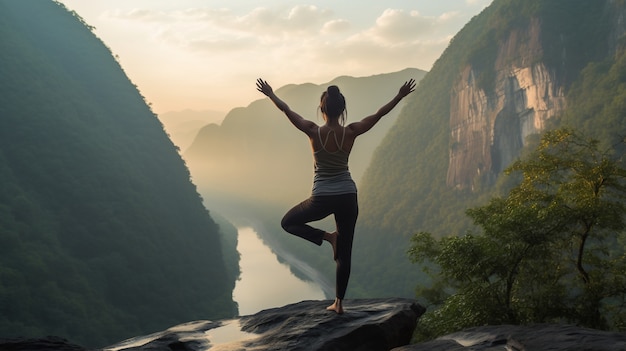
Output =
[
  {"x1": 103, "y1": 8, "x2": 168, "y2": 22},
  {"x1": 321, "y1": 19, "x2": 351, "y2": 35},
  {"x1": 358, "y1": 9, "x2": 462, "y2": 45},
  {"x1": 103, "y1": 4, "x2": 471, "y2": 77},
  {"x1": 106, "y1": 5, "x2": 334, "y2": 36},
  {"x1": 78, "y1": 1, "x2": 495, "y2": 113}
]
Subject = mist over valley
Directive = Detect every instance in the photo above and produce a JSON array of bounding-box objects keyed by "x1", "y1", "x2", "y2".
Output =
[{"x1": 3, "y1": 0, "x2": 626, "y2": 349}]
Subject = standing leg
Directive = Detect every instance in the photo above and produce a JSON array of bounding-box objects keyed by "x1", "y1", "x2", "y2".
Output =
[{"x1": 326, "y1": 193, "x2": 358, "y2": 314}]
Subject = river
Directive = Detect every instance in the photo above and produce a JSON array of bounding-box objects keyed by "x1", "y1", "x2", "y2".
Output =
[{"x1": 232, "y1": 227, "x2": 327, "y2": 316}]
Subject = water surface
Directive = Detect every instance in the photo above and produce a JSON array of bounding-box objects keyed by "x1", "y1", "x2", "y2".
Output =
[{"x1": 233, "y1": 227, "x2": 325, "y2": 315}]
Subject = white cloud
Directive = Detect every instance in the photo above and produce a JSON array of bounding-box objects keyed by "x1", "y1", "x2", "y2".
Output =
[
  {"x1": 98, "y1": 4, "x2": 480, "y2": 111},
  {"x1": 105, "y1": 5, "x2": 456, "y2": 61},
  {"x1": 359, "y1": 9, "x2": 462, "y2": 45},
  {"x1": 57, "y1": 0, "x2": 492, "y2": 112},
  {"x1": 321, "y1": 19, "x2": 351, "y2": 35},
  {"x1": 103, "y1": 8, "x2": 168, "y2": 22},
  {"x1": 106, "y1": 5, "x2": 334, "y2": 37}
]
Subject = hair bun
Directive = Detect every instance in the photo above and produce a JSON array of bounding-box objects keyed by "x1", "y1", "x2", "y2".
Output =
[{"x1": 327, "y1": 85, "x2": 340, "y2": 97}]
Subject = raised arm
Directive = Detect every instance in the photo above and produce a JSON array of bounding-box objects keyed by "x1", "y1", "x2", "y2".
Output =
[
  {"x1": 347, "y1": 79, "x2": 416, "y2": 137},
  {"x1": 256, "y1": 78, "x2": 317, "y2": 136}
]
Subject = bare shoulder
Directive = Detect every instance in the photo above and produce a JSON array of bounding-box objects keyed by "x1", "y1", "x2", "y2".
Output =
[
  {"x1": 345, "y1": 118, "x2": 373, "y2": 137},
  {"x1": 285, "y1": 109, "x2": 319, "y2": 136}
]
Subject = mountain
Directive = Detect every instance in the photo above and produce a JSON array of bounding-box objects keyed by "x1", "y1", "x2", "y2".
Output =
[
  {"x1": 183, "y1": 68, "x2": 427, "y2": 209},
  {"x1": 158, "y1": 109, "x2": 225, "y2": 151},
  {"x1": 354, "y1": 0, "x2": 626, "y2": 296},
  {"x1": 0, "y1": 1, "x2": 237, "y2": 347}
]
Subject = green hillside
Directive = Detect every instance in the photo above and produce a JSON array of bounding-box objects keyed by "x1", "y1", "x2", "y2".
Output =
[
  {"x1": 0, "y1": 1, "x2": 237, "y2": 347},
  {"x1": 355, "y1": 0, "x2": 625, "y2": 297}
]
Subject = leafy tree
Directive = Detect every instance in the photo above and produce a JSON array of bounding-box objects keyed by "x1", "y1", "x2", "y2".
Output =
[{"x1": 409, "y1": 128, "x2": 626, "y2": 340}]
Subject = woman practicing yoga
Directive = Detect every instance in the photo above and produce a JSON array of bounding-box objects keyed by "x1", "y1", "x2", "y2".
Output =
[{"x1": 256, "y1": 77, "x2": 415, "y2": 314}]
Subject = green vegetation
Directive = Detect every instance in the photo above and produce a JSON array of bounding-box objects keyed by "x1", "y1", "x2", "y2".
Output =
[
  {"x1": 410, "y1": 128, "x2": 626, "y2": 340},
  {"x1": 349, "y1": 0, "x2": 623, "y2": 299},
  {"x1": 404, "y1": 9, "x2": 626, "y2": 338},
  {"x1": 0, "y1": 1, "x2": 238, "y2": 347}
]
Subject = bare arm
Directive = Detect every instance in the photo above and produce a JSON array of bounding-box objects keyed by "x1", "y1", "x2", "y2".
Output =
[
  {"x1": 347, "y1": 79, "x2": 416, "y2": 137},
  {"x1": 256, "y1": 78, "x2": 317, "y2": 136}
]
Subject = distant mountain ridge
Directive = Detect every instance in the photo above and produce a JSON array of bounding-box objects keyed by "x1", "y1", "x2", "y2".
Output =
[
  {"x1": 184, "y1": 68, "x2": 426, "y2": 209},
  {"x1": 158, "y1": 109, "x2": 226, "y2": 150},
  {"x1": 0, "y1": 1, "x2": 237, "y2": 347}
]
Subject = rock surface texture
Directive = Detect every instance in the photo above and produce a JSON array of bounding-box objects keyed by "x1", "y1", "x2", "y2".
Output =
[
  {"x1": 394, "y1": 324, "x2": 626, "y2": 351},
  {"x1": 447, "y1": 18, "x2": 567, "y2": 190},
  {"x1": 101, "y1": 298, "x2": 424, "y2": 351},
  {"x1": 0, "y1": 336, "x2": 87, "y2": 351},
  {"x1": 4, "y1": 307, "x2": 626, "y2": 351}
]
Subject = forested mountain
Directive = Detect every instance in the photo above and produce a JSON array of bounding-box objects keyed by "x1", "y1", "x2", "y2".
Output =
[
  {"x1": 0, "y1": 1, "x2": 237, "y2": 347},
  {"x1": 184, "y1": 68, "x2": 426, "y2": 208},
  {"x1": 354, "y1": 0, "x2": 626, "y2": 297}
]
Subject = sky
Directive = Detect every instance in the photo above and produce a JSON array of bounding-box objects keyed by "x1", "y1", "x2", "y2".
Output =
[{"x1": 56, "y1": 0, "x2": 492, "y2": 115}]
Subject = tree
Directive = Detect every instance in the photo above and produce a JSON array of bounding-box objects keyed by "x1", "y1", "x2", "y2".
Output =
[{"x1": 409, "y1": 128, "x2": 626, "y2": 340}]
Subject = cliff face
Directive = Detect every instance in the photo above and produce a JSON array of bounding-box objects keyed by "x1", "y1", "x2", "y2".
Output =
[
  {"x1": 447, "y1": 18, "x2": 566, "y2": 190},
  {"x1": 447, "y1": 0, "x2": 626, "y2": 191}
]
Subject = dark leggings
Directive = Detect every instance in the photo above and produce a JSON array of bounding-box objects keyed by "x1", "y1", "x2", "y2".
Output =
[{"x1": 281, "y1": 193, "x2": 358, "y2": 300}]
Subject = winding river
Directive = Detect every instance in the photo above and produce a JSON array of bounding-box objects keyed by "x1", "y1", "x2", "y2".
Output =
[{"x1": 232, "y1": 227, "x2": 326, "y2": 316}]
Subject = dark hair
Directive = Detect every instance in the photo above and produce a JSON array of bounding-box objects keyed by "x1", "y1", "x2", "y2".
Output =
[{"x1": 320, "y1": 85, "x2": 346, "y2": 124}]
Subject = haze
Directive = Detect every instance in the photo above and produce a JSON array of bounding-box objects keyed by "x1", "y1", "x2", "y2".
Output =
[{"x1": 56, "y1": 0, "x2": 490, "y2": 115}]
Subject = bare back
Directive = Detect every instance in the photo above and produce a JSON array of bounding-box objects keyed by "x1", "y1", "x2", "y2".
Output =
[{"x1": 311, "y1": 125, "x2": 357, "y2": 154}]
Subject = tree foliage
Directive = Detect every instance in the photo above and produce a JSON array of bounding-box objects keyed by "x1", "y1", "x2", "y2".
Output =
[
  {"x1": 409, "y1": 128, "x2": 626, "y2": 340},
  {"x1": 349, "y1": 0, "x2": 620, "y2": 299}
]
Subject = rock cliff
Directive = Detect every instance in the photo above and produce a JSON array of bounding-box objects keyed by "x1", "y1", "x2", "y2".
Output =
[
  {"x1": 101, "y1": 298, "x2": 424, "y2": 351},
  {"x1": 6, "y1": 309, "x2": 626, "y2": 351},
  {"x1": 395, "y1": 324, "x2": 626, "y2": 351},
  {"x1": 447, "y1": 1, "x2": 626, "y2": 190},
  {"x1": 447, "y1": 18, "x2": 566, "y2": 190}
]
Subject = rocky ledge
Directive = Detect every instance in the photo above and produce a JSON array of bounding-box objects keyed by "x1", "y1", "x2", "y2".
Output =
[
  {"x1": 5, "y1": 299, "x2": 626, "y2": 351},
  {"x1": 104, "y1": 297, "x2": 423, "y2": 351},
  {"x1": 395, "y1": 324, "x2": 626, "y2": 351}
]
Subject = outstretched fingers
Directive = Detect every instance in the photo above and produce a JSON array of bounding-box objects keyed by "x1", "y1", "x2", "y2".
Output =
[
  {"x1": 256, "y1": 78, "x2": 272, "y2": 95},
  {"x1": 400, "y1": 79, "x2": 416, "y2": 97}
]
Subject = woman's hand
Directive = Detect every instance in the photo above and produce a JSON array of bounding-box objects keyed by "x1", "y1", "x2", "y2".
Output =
[
  {"x1": 398, "y1": 79, "x2": 416, "y2": 98},
  {"x1": 256, "y1": 78, "x2": 273, "y2": 96}
]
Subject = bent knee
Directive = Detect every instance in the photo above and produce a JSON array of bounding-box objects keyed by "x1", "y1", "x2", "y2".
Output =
[{"x1": 280, "y1": 216, "x2": 292, "y2": 232}]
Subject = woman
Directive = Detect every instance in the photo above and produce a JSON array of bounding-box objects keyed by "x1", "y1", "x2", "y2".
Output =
[{"x1": 256, "y1": 78, "x2": 415, "y2": 314}]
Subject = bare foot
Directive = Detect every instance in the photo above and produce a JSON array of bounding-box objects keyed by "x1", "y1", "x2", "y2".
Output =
[
  {"x1": 326, "y1": 298, "x2": 344, "y2": 314},
  {"x1": 323, "y1": 231, "x2": 338, "y2": 259}
]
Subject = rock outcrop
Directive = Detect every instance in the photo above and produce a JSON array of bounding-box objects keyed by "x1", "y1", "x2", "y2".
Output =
[
  {"x1": 5, "y1": 306, "x2": 626, "y2": 351},
  {"x1": 447, "y1": 18, "x2": 566, "y2": 190},
  {"x1": 0, "y1": 336, "x2": 87, "y2": 351},
  {"x1": 102, "y1": 298, "x2": 424, "y2": 351},
  {"x1": 395, "y1": 324, "x2": 626, "y2": 351}
]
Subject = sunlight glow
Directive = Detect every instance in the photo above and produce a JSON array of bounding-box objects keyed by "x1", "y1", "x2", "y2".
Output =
[{"x1": 56, "y1": 0, "x2": 490, "y2": 114}]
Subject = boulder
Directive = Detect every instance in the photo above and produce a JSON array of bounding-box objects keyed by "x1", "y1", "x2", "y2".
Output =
[
  {"x1": 103, "y1": 298, "x2": 424, "y2": 351},
  {"x1": 0, "y1": 336, "x2": 87, "y2": 351},
  {"x1": 394, "y1": 324, "x2": 626, "y2": 351}
]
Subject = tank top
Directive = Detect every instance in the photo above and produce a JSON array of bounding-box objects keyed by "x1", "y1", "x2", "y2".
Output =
[{"x1": 311, "y1": 127, "x2": 357, "y2": 196}]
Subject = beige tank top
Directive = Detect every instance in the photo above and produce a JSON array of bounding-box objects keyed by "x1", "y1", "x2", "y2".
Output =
[{"x1": 312, "y1": 127, "x2": 356, "y2": 195}]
